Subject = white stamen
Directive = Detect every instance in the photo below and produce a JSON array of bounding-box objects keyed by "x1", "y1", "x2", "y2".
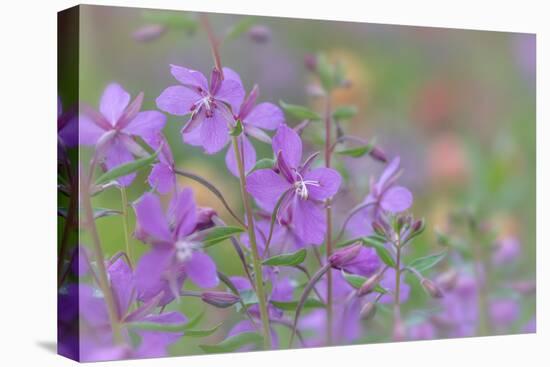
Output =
[
  {"x1": 175, "y1": 240, "x2": 200, "y2": 263},
  {"x1": 293, "y1": 171, "x2": 320, "y2": 200}
]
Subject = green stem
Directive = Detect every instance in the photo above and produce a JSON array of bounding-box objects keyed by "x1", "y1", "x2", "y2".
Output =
[
  {"x1": 82, "y1": 169, "x2": 123, "y2": 345},
  {"x1": 231, "y1": 135, "x2": 272, "y2": 349},
  {"x1": 120, "y1": 185, "x2": 132, "y2": 266},
  {"x1": 324, "y1": 93, "x2": 334, "y2": 345}
]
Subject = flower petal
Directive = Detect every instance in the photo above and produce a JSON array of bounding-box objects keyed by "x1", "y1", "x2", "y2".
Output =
[
  {"x1": 377, "y1": 156, "x2": 401, "y2": 192},
  {"x1": 292, "y1": 198, "x2": 326, "y2": 245},
  {"x1": 185, "y1": 252, "x2": 219, "y2": 288},
  {"x1": 246, "y1": 169, "x2": 292, "y2": 211},
  {"x1": 272, "y1": 124, "x2": 302, "y2": 168},
  {"x1": 99, "y1": 83, "x2": 130, "y2": 125},
  {"x1": 79, "y1": 114, "x2": 107, "y2": 145},
  {"x1": 244, "y1": 102, "x2": 284, "y2": 130},
  {"x1": 103, "y1": 138, "x2": 136, "y2": 186},
  {"x1": 199, "y1": 111, "x2": 230, "y2": 154},
  {"x1": 167, "y1": 188, "x2": 197, "y2": 239},
  {"x1": 170, "y1": 64, "x2": 208, "y2": 89},
  {"x1": 225, "y1": 135, "x2": 256, "y2": 177},
  {"x1": 133, "y1": 192, "x2": 172, "y2": 244},
  {"x1": 107, "y1": 257, "x2": 135, "y2": 317},
  {"x1": 122, "y1": 111, "x2": 166, "y2": 141},
  {"x1": 304, "y1": 167, "x2": 342, "y2": 200},
  {"x1": 156, "y1": 85, "x2": 200, "y2": 116},
  {"x1": 380, "y1": 186, "x2": 413, "y2": 213},
  {"x1": 148, "y1": 162, "x2": 175, "y2": 195},
  {"x1": 215, "y1": 68, "x2": 245, "y2": 112}
]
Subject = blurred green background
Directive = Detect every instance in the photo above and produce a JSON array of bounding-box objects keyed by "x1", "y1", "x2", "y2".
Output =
[{"x1": 74, "y1": 5, "x2": 535, "y2": 353}]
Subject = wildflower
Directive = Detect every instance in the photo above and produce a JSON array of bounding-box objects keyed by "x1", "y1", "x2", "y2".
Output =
[
  {"x1": 143, "y1": 132, "x2": 177, "y2": 195},
  {"x1": 58, "y1": 97, "x2": 78, "y2": 150},
  {"x1": 133, "y1": 189, "x2": 219, "y2": 306},
  {"x1": 156, "y1": 65, "x2": 245, "y2": 154},
  {"x1": 247, "y1": 125, "x2": 342, "y2": 245},
  {"x1": 347, "y1": 157, "x2": 413, "y2": 237},
  {"x1": 80, "y1": 83, "x2": 166, "y2": 186},
  {"x1": 224, "y1": 85, "x2": 284, "y2": 176},
  {"x1": 79, "y1": 257, "x2": 187, "y2": 361}
]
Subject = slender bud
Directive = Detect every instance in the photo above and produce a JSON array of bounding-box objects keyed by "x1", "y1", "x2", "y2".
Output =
[
  {"x1": 372, "y1": 221, "x2": 386, "y2": 237},
  {"x1": 412, "y1": 218, "x2": 425, "y2": 234},
  {"x1": 304, "y1": 53, "x2": 318, "y2": 72},
  {"x1": 329, "y1": 243, "x2": 362, "y2": 269},
  {"x1": 195, "y1": 207, "x2": 217, "y2": 231},
  {"x1": 360, "y1": 302, "x2": 377, "y2": 320},
  {"x1": 357, "y1": 271, "x2": 384, "y2": 296},
  {"x1": 369, "y1": 146, "x2": 388, "y2": 163},
  {"x1": 247, "y1": 25, "x2": 271, "y2": 43},
  {"x1": 421, "y1": 278, "x2": 444, "y2": 299},
  {"x1": 201, "y1": 291, "x2": 240, "y2": 308}
]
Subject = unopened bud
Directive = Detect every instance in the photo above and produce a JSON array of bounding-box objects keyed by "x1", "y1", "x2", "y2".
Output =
[
  {"x1": 248, "y1": 25, "x2": 271, "y2": 43},
  {"x1": 329, "y1": 244, "x2": 362, "y2": 269},
  {"x1": 360, "y1": 302, "x2": 377, "y2": 320},
  {"x1": 201, "y1": 291, "x2": 240, "y2": 308},
  {"x1": 304, "y1": 53, "x2": 318, "y2": 72},
  {"x1": 368, "y1": 146, "x2": 388, "y2": 163},
  {"x1": 421, "y1": 278, "x2": 444, "y2": 299},
  {"x1": 372, "y1": 221, "x2": 386, "y2": 237},
  {"x1": 195, "y1": 207, "x2": 217, "y2": 231},
  {"x1": 412, "y1": 218, "x2": 425, "y2": 234},
  {"x1": 357, "y1": 271, "x2": 384, "y2": 296}
]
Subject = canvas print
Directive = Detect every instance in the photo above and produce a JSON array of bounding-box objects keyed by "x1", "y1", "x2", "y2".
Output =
[{"x1": 57, "y1": 5, "x2": 536, "y2": 362}]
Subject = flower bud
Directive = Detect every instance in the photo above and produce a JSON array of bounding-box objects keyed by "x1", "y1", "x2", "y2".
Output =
[
  {"x1": 248, "y1": 25, "x2": 271, "y2": 43},
  {"x1": 200, "y1": 291, "x2": 240, "y2": 308},
  {"x1": 329, "y1": 244, "x2": 362, "y2": 269},
  {"x1": 368, "y1": 146, "x2": 388, "y2": 163},
  {"x1": 357, "y1": 271, "x2": 384, "y2": 296},
  {"x1": 360, "y1": 302, "x2": 377, "y2": 320},
  {"x1": 194, "y1": 207, "x2": 217, "y2": 231},
  {"x1": 412, "y1": 218, "x2": 425, "y2": 234},
  {"x1": 436, "y1": 269, "x2": 458, "y2": 291},
  {"x1": 304, "y1": 53, "x2": 318, "y2": 72},
  {"x1": 421, "y1": 278, "x2": 444, "y2": 299},
  {"x1": 372, "y1": 221, "x2": 386, "y2": 237}
]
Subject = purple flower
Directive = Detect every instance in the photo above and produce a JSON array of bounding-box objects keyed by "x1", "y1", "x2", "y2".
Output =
[
  {"x1": 58, "y1": 97, "x2": 78, "y2": 150},
  {"x1": 492, "y1": 236, "x2": 521, "y2": 265},
  {"x1": 247, "y1": 125, "x2": 342, "y2": 245},
  {"x1": 348, "y1": 157, "x2": 413, "y2": 237},
  {"x1": 80, "y1": 83, "x2": 166, "y2": 186},
  {"x1": 133, "y1": 189, "x2": 219, "y2": 306},
  {"x1": 144, "y1": 132, "x2": 177, "y2": 195},
  {"x1": 225, "y1": 85, "x2": 284, "y2": 176},
  {"x1": 436, "y1": 273, "x2": 478, "y2": 337},
  {"x1": 79, "y1": 257, "x2": 187, "y2": 361},
  {"x1": 156, "y1": 65, "x2": 245, "y2": 154},
  {"x1": 490, "y1": 298, "x2": 520, "y2": 330}
]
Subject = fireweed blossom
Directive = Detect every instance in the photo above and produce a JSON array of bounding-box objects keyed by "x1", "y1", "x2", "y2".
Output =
[
  {"x1": 347, "y1": 157, "x2": 413, "y2": 237},
  {"x1": 247, "y1": 125, "x2": 342, "y2": 245},
  {"x1": 156, "y1": 65, "x2": 245, "y2": 154},
  {"x1": 133, "y1": 189, "x2": 219, "y2": 306},
  {"x1": 224, "y1": 85, "x2": 284, "y2": 176},
  {"x1": 79, "y1": 257, "x2": 187, "y2": 361},
  {"x1": 80, "y1": 83, "x2": 166, "y2": 186},
  {"x1": 58, "y1": 97, "x2": 78, "y2": 150}
]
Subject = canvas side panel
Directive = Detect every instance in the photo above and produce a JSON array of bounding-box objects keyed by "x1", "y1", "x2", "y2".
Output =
[{"x1": 57, "y1": 5, "x2": 80, "y2": 362}]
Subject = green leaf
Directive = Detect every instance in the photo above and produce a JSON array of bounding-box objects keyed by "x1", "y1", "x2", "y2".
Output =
[
  {"x1": 279, "y1": 100, "x2": 321, "y2": 121},
  {"x1": 362, "y1": 236, "x2": 396, "y2": 268},
  {"x1": 200, "y1": 332, "x2": 263, "y2": 353},
  {"x1": 141, "y1": 10, "x2": 197, "y2": 31},
  {"x1": 332, "y1": 105, "x2": 357, "y2": 120},
  {"x1": 336, "y1": 237, "x2": 363, "y2": 248},
  {"x1": 408, "y1": 251, "x2": 447, "y2": 273},
  {"x1": 341, "y1": 271, "x2": 387, "y2": 293},
  {"x1": 203, "y1": 226, "x2": 245, "y2": 248},
  {"x1": 58, "y1": 207, "x2": 121, "y2": 219},
  {"x1": 249, "y1": 158, "x2": 275, "y2": 174},
  {"x1": 336, "y1": 138, "x2": 376, "y2": 158},
  {"x1": 182, "y1": 310, "x2": 205, "y2": 331},
  {"x1": 262, "y1": 249, "x2": 306, "y2": 267},
  {"x1": 271, "y1": 298, "x2": 325, "y2": 311},
  {"x1": 184, "y1": 322, "x2": 223, "y2": 337},
  {"x1": 230, "y1": 119, "x2": 243, "y2": 137},
  {"x1": 225, "y1": 17, "x2": 256, "y2": 41},
  {"x1": 95, "y1": 150, "x2": 159, "y2": 185}
]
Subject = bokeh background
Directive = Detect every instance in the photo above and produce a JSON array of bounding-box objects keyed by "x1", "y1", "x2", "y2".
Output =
[{"x1": 71, "y1": 4, "x2": 535, "y2": 354}]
